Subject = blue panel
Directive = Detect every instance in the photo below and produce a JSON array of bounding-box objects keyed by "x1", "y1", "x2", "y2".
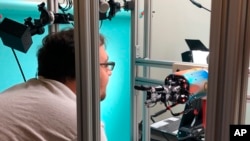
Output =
[
  {"x1": 0, "y1": 1, "x2": 48, "y2": 92},
  {"x1": 0, "y1": 1, "x2": 74, "y2": 92},
  {"x1": 100, "y1": 10, "x2": 131, "y2": 141},
  {"x1": 0, "y1": 0, "x2": 43, "y2": 19}
]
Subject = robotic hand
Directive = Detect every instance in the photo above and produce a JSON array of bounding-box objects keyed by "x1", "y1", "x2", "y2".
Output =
[{"x1": 134, "y1": 68, "x2": 208, "y2": 107}]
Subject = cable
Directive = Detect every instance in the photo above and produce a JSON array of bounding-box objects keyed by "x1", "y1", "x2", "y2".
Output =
[
  {"x1": 190, "y1": 0, "x2": 211, "y2": 12},
  {"x1": 58, "y1": 0, "x2": 74, "y2": 27},
  {"x1": 150, "y1": 108, "x2": 167, "y2": 123},
  {"x1": 150, "y1": 102, "x2": 180, "y2": 123},
  {"x1": 59, "y1": 10, "x2": 74, "y2": 27},
  {"x1": 11, "y1": 48, "x2": 26, "y2": 82},
  {"x1": 58, "y1": 0, "x2": 73, "y2": 12},
  {"x1": 178, "y1": 125, "x2": 205, "y2": 140}
]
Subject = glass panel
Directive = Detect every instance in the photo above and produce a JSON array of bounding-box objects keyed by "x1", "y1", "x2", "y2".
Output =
[{"x1": 137, "y1": 0, "x2": 211, "y2": 140}]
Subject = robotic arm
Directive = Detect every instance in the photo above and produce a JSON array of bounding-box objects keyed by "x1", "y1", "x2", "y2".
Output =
[{"x1": 135, "y1": 68, "x2": 208, "y2": 140}]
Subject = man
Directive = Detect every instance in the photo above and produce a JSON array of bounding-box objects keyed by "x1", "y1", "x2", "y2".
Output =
[{"x1": 0, "y1": 28, "x2": 114, "y2": 141}]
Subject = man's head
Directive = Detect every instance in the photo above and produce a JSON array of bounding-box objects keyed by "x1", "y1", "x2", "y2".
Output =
[
  {"x1": 37, "y1": 28, "x2": 75, "y2": 83},
  {"x1": 37, "y1": 28, "x2": 114, "y2": 100},
  {"x1": 99, "y1": 34, "x2": 114, "y2": 100}
]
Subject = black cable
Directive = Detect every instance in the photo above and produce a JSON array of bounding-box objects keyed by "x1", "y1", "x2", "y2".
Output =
[
  {"x1": 150, "y1": 102, "x2": 178, "y2": 123},
  {"x1": 11, "y1": 48, "x2": 26, "y2": 82},
  {"x1": 150, "y1": 116, "x2": 156, "y2": 123},
  {"x1": 178, "y1": 125, "x2": 205, "y2": 140},
  {"x1": 150, "y1": 108, "x2": 167, "y2": 123},
  {"x1": 58, "y1": 0, "x2": 73, "y2": 12},
  {"x1": 60, "y1": 10, "x2": 74, "y2": 27},
  {"x1": 57, "y1": 0, "x2": 74, "y2": 27},
  {"x1": 190, "y1": 0, "x2": 211, "y2": 12},
  {"x1": 149, "y1": 102, "x2": 162, "y2": 123}
]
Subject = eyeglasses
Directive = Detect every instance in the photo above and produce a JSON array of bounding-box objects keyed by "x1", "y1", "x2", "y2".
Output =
[{"x1": 100, "y1": 61, "x2": 115, "y2": 71}]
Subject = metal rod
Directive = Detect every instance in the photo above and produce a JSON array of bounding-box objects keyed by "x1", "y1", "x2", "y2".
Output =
[
  {"x1": 130, "y1": 0, "x2": 139, "y2": 140},
  {"x1": 74, "y1": 0, "x2": 100, "y2": 140},
  {"x1": 135, "y1": 58, "x2": 175, "y2": 68},
  {"x1": 47, "y1": 0, "x2": 59, "y2": 33},
  {"x1": 142, "y1": 0, "x2": 152, "y2": 140}
]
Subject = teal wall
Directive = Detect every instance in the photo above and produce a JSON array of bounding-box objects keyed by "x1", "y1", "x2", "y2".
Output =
[
  {"x1": 0, "y1": 1, "x2": 48, "y2": 90},
  {"x1": 100, "y1": 11, "x2": 131, "y2": 141},
  {"x1": 0, "y1": 1, "x2": 131, "y2": 141}
]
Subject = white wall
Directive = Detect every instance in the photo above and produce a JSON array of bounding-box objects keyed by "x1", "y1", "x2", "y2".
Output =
[{"x1": 150, "y1": 0, "x2": 211, "y2": 61}]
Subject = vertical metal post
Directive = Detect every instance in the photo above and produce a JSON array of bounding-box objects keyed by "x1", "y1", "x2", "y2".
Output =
[
  {"x1": 74, "y1": 0, "x2": 100, "y2": 141},
  {"x1": 142, "y1": 0, "x2": 152, "y2": 140},
  {"x1": 89, "y1": 1, "x2": 101, "y2": 141},
  {"x1": 206, "y1": 0, "x2": 250, "y2": 141},
  {"x1": 47, "y1": 0, "x2": 59, "y2": 33},
  {"x1": 131, "y1": 0, "x2": 139, "y2": 140}
]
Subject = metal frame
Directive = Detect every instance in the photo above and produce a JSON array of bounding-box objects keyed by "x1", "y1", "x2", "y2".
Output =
[
  {"x1": 72, "y1": 0, "x2": 250, "y2": 141},
  {"x1": 132, "y1": 1, "x2": 250, "y2": 141},
  {"x1": 206, "y1": 0, "x2": 250, "y2": 140},
  {"x1": 130, "y1": 0, "x2": 138, "y2": 140},
  {"x1": 74, "y1": 0, "x2": 100, "y2": 141}
]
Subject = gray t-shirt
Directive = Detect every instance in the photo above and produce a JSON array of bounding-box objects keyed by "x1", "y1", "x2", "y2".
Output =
[{"x1": 0, "y1": 78, "x2": 77, "y2": 141}]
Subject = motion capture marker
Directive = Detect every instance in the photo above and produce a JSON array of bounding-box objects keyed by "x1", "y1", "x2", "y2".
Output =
[
  {"x1": 0, "y1": 14, "x2": 2, "y2": 21},
  {"x1": 139, "y1": 10, "x2": 144, "y2": 18}
]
